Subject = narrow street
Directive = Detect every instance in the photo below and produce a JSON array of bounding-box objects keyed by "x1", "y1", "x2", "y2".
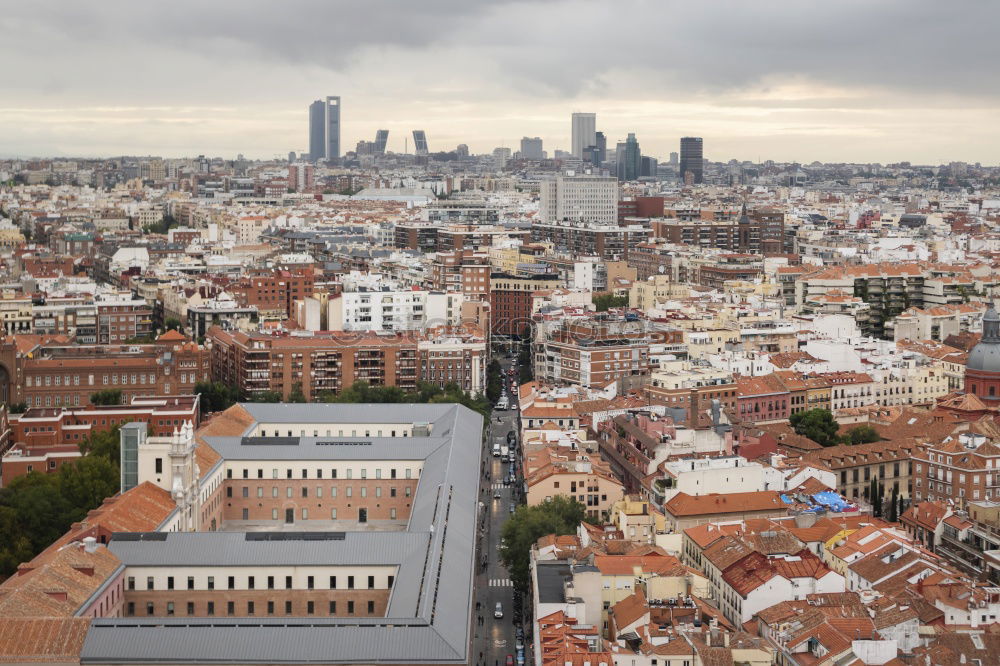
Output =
[{"x1": 473, "y1": 353, "x2": 525, "y2": 666}]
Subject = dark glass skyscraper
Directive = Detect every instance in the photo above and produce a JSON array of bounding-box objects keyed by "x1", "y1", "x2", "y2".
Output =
[
  {"x1": 616, "y1": 133, "x2": 641, "y2": 181},
  {"x1": 308, "y1": 96, "x2": 341, "y2": 162},
  {"x1": 374, "y1": 129, "x2": 389, "y2": 155},
  {"x1": 412, "y1": 130, "x2": 429, "y2": 156},
  {"x1": 679, "y1": 136, "x2": 703, "y2": 184}
]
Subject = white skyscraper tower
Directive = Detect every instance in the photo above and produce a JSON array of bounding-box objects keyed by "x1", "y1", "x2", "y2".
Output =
[{"x1": 571, "y1": 112, "x2": 597, "y2": 159}]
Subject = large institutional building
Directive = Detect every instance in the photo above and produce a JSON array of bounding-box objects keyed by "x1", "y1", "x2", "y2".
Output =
[{"x1": 0, "y1": 402, "x2": 482, "y2": 665}]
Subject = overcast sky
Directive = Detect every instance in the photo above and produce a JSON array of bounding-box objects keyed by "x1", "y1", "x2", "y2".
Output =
[{"x1": 2, "y1": 0, "x2": 998, "y2": 163}]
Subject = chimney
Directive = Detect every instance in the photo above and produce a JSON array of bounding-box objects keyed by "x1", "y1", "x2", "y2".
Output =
[{"x1": 83, "y1": 536, "x2": 98, "y2": 554}]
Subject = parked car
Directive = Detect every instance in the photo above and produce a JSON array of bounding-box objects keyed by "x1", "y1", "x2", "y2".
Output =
[
  {"x1": 505, "y1": 655, "x2": 514, "y2": 666},
  {"x1": 509, "y1": 504, "x2": 515, "y2": 514},
  {"x1": 495, "y1": 602, "x2": 504, "y2": 619}
]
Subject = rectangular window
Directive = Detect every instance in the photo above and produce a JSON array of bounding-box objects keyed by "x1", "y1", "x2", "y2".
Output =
[
  {"x1": 127, "y1": 602, "x2": 135, "y2": 616},
  {"x1": 285, "y1": 601, "x2": 292, "y2": 615},
  {"x1": 147, "y1": 577, "x2": 154, "y2": 590},
  {"x1": 307, "y1": 601, "x2": 315, "y2": 615},
  {"x1": 268, "y1": 576, "x2": 274, "y2": 589},
  {"x1": 166, "y1": 602, "x2": 174, "y2": 616},
  {"x1": 227, "y1": 601, "x2": 234, "y2": 616},
  {"x1": 247, "y1": 601, "x2": 255, "y2": 615},
  {"x1": 347, "y1": 601, "x2": 355, "y2": 614},
  {"x1": 307, "y1": 576, "x2": 314, "y2": 590},
  {"x1": 302, "y1": 508, "x2": 308, "y2": 520},
  {"x1": 329, "y1": 576, "x2": 337, "y2": 589},
  {"x1": 167, "y1": 576, "x2": 174, "y2": 590},
  {"x1": 285, "y1": 576, "x2": 292, "y2": 589},
  {"x1": 207, "y1": 576, "x2": 214, "y2": 590},
  {"x1": 329, "y1": 600, "x2": 336, "y2": 614},
  {"x1": 348, "y1": 576, "x2": 355, "y2": 589},
  {"x1": 267, "y1": 601, "x2": 274, "y2": 615},
  {"x1": 248, "y1": 576, "x2": 255, "y2": 590},
  {"x1": 128, "y1": 576, "x2": 135, "y2": 590},
  {"x1": 155, "y1": 458, "x2": 162, "y2": 474},
  {"x1": 146, "y1": 602, "x2": 154, "y2": 616},
  {"x1": 228, "y1": 576, "x2": 235, "y2": 590},
  {"x1": 207, "y1": 601, "x2": 215, "y2": 615},
  {"x1": 187, "y1": 576, "x2": 194, "y2": 590},
  {"x1": 367, "y1": 600, "x2": 374, "y2": 614}
]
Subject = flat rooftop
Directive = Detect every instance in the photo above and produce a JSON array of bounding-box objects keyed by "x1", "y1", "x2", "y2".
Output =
[{"x1": 81, "y1": 403, "x2": 483, "y2": 665}]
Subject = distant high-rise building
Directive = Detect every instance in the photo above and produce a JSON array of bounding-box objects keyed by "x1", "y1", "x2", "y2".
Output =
[
  {"x1": 583, "y1": 131, "x2": 607, "y2": 167},
  {"x1": 308, "y1": 96, "x2": 341, "y2": 162},
  {"x1": 669, "y1": 151, "x2": 679, "y2": 166},
  {"x1": 456, "y1": 144, "x2": 469, "y2": 158},
  {"x1": 640, "y1": 156, "x2": 658, "y2": 178},
  {"x1": 616, "y1": 133, "x2": 641, "y2": 181},
  {"x1": 374, "y1": 129, "x2": 389, "y2": 155},
  {"x1": 412, "y1": 130, "x2": 429, "y2": 156},
  {"x1": 520, "y1": 136, "x2": 544, "y2": 160},
  {"x1": 679, "y1": 137, "x2": 703, "y2": 184},
  {"x1": 493, "y1": 147, "x2": 512, "y2": 168},
  {"x1": 571, "y1": 112, "x2": 596, "y2": 158},
  {"x1": 288, "y1": 151, "x2": 297, "y2": 163}
]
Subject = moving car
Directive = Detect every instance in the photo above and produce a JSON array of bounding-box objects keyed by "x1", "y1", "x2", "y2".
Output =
[
  {"x1": 505, "y1": 655, "x2": 514, "y2": 666},
  {"x1": 509, "y1": 504, "x2": 515, "y2": 514},
  {"x1": 494, "y1": 488, "x2": 502, "y2": 499},
  {"x1": 495, "y1": 602, "x2": 504, "y2": 619}
]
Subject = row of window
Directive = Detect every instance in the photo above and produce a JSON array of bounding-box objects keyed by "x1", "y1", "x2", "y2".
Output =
[
  {"x1": 227, "y1": 485, "x2": 410, "y2": 500},
  {"x1": 228, "y1": 467, "x2": 415, "y2": 480},
  {"x1": 129, "y1": 573, "x2": 393, "y2": 591},
  {"x1": 127, "y1": 599, "x2": 376, "y2": 617},
  {"x1": 239, "y1": 507, "x2": 398, "y2": 521}
]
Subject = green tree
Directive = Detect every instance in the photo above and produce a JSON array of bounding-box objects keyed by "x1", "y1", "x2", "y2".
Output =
[
  {"x1": 888, "y1": 484, "x2": 900, "y2": 522},
  {"x1": 89, "y1": 388, "x2": 123, "y2": 406},
  {"x1": 164, "y1": 317, "x2": 182, "y2": 332},
  {"x1": 79, "y1": 425, "x2": 123, "y2": 463},
  {"x1": 287, "y1": 382, "x2": 307, "y2": 403},
  {"x1": 57, "y1": 456, "x2": 120, "y2": 521},
  {"x1": 499, "y1": 496, "x2": 586, "y2": 591},
  {"x1": 845, "y1": 425, "x2": 881, "y2": 445},
  {"x1": 195, "y1": 381, "x2": 239, "y2": 415},
  {"x1": 486, "y1": 359, "x2": 503, "y2": 404},
  {"x1": 592, "y1": 293, "x2": 629, "y2": 311},
  {"x1": 6, "y1": 402, "x2": 27, "y2": 414},
  {"x1": 789, "y1": 408, "x2": 841, "y2": 447},
  {"x1": 248, "y1": 390, "x2": 284, "y2": 403}
]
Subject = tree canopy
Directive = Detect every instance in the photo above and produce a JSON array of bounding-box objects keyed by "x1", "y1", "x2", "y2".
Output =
[
  {"x1": 0, "y1": 426, "x2": 120, "y2": 577},
  {"x1": 499, "y1": 495, "x2": 586, "y2": 591},
  {"x1": 592, "y1": 293, "x2": 629, "y2": 312},
  {"x1": 789, "y1": 409, "x2": 882, "y2": 447},
  {"x1": 316, "y1": 381, "x2": 491, "y2": 419},
  {"x1": 789, "y1": 408, "x2": 841, "y2": 447},
  {"x1": 195, "y1": 381, "x2": 240, "y2": 415},
  {"x1": 89, "y1": 388, "x2": 123, "y2": 406}
]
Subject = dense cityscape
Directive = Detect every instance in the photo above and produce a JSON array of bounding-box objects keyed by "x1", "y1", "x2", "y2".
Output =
[{"x1": 3, "y1": 4, "x2": 1000, "y2": 665}]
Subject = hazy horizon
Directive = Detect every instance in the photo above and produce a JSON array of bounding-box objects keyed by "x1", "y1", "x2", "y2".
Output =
[{"x1": 2, "y1": 0, "x2": 999, "y2": 164}]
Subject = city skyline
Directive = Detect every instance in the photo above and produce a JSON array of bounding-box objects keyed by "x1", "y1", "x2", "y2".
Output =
[{"x1": 1, "y1": 1, "x2": 999, "y2": 163}]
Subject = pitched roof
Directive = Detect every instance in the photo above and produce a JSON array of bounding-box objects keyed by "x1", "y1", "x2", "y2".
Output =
[
  {"x1": 664, "y1": 491, "x2": 785, "y2": 517},
  {"x1": 0, "y1": 617, "x2": 91, "y2": 663}
]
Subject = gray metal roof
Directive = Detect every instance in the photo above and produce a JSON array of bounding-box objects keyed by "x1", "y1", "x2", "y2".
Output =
[
  {"x1": 81, "y1": 621, "x2": 460, "y2": 664},
  {"x1": 536, "y1": 561, "x2": 572, "y2": 604},
  {"x1": 81, "y1": 403, "x2": 483, "y2": 665},
  {"x1": 203, "y1": 435, "x2": 448, "y2": 461},
  {"x1": 109, "y1": 531, "x2": 428, "y2": 568}
]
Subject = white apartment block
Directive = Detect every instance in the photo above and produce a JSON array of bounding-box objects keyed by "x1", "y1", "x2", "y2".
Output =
[{"x1": 539, "y1": 175, "x2": 618, "y2": 225}]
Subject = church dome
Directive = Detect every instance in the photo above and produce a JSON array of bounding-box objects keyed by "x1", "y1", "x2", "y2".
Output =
[{"x1": 967, "y1": 305, "x2": 1000, "y2": 373}]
